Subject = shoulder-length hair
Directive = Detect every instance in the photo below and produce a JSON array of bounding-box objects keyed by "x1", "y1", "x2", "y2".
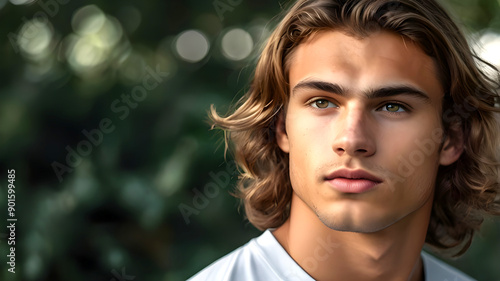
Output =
[{"x1": 210, "y1": 0, "x2": 500, "y2": 256}]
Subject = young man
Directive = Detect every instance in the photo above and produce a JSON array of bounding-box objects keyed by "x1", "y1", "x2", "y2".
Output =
[{"x1": 189, "y1": 0, "x2": 500, "y2": 280}]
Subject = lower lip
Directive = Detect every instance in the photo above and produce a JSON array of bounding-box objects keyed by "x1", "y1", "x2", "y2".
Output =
[{"x1": 327, "y1": 178, "x2": 380, "y2": 193}]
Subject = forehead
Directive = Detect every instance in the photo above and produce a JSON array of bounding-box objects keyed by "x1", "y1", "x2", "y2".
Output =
[{"x1": 288, "y1": 30, "x2": 444, "y2": 100}]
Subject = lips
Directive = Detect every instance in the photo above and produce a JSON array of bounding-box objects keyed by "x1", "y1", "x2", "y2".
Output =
[{"x1": 325, "y1": 169, "x2": 383, "y2": 193}]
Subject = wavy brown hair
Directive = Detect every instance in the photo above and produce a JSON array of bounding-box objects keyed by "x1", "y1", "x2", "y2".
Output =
[{"x1": 210, "y1": 0, "x2": 500, "y2": 256}]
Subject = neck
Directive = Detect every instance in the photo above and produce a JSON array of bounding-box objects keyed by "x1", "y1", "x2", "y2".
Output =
[{"x1": 273, "y1": 193, "x2": 432, "y2": 281}]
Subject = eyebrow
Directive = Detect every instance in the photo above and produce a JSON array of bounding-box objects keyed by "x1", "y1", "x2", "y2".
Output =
[{"x1": 292, "y1": 80, "x2": 431, "y2": 103}]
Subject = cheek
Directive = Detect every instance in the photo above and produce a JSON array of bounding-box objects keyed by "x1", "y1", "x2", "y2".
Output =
[
  {"x1": 381, "y1": 117, "x2": 442, "y2": 160},
  {"x1": 378, "y1": 119, "x2": 442, "y2": 184},
  {"x1": 288, "y1": 133, "x2": 314, "y2": 176},
  {"x1": 288, "y1": 152, "x2": 313, "y2": 202},
  {"x1": 385, "y1": 128, "x2": 441, "y2": 199},
  {"x1": 404, "y1": 163, "x2": 438, "y2": 200},
  {"x1": 286, "y1": 113, "x2": 330, "y2": 150},
  {"x1": 287, "y1": 123, "x2": 331, "y2": 175},
  {"x1": 286, "y1": 125, "x2": 325, "y2": 197}
]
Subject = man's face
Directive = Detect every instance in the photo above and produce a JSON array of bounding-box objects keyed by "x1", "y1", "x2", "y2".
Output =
[{"x1": 277, "y1": 30, "x2": 461, "y2": 232}]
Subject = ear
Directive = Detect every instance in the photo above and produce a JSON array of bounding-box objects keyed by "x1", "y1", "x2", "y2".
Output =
[
  {"x1": 439, "y1": 127, "x2": 464, "y2": 166},
  {"x1": 275, "y1": 111, "x2": 290, "y2": 153}
]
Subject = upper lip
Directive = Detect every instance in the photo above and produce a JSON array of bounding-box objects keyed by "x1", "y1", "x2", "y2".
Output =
[{"x1": 325, "y1": 169, "x2": 383, "y2": 182}]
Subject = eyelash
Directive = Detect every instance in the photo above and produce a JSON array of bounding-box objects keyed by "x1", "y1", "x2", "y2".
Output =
[
  {"x1": 377, "y1": 102, "x2": 411, "y2": 114},
  {"x1": 307, "y1": 98, "x2": 411, "y2": 114},
  {"x1": 308, "y1": 98, "x2": 338, "y2": 109}
]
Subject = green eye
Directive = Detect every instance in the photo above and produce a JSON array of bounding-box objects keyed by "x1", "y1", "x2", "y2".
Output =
[
  {"x1": 312, "y1": 99, "x2": 336, "y2": 109},
  {"x1": 382, "y1": 103, "x2": 406, "y2": 113}
]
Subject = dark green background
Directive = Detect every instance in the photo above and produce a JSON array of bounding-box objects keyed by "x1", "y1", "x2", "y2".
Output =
[{"x1": 0, "y1": 0, "x2": 499, "y2": 280}]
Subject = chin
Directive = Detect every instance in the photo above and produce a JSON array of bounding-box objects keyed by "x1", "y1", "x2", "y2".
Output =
[{"x1": 316, "y1": 210, "x2": 401, "y2": 234}]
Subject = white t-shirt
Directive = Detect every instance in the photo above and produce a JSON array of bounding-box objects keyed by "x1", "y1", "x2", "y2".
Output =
[{"x1": 188, "y1": 229, "x2": 476, "y2": 281}]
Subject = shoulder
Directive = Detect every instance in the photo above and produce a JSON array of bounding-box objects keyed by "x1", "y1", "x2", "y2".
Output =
[
  {"x1": 186, "y1": 242, "x2": 255, "y2": 281},
  {"x1": 187, "y1": 230, "x2": 313, "y2": 281},
  {"x1": 187, "y1": 231, "x2": 274, "y2": 281},
  {"x1": 421, "y1": 251, "x2": 476, "y2": 281}
]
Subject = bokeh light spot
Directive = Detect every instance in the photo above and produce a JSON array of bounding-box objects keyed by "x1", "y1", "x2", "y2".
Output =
[
  {"x1": 65, "y1": 5, "x2": 125, "y2": 76},
  {"x1": 175, "y1": 30, "x2": 210, "y2": 63},
  {"x1": 221, "y1": 28, "x2": 253, "y2": 61},
  {"x1": 18, "y1": 20, "x2": 53, "y2": 59},
  {"x1": 92, "y1": 16, "x2": 123, "y2": 48},
  {"x1": 72, "y1": 5, "x2": 106, "y2": 35},
  {"x1": 9, "y1": 0, "x2": 35, "y2": 5},
  {"x1": 478, "y1": 32, "x2": 500, "y2": 68},
  {"x1": 473, "y1": 32, "x2": 500, "y2": 80},
  {"x1": 68, "y1": 37, "x2": 106, "y2": 69},
  {"x1": 107, "y1": 248, "x2": 125, "y2": 267},
  {"x1": 24, "y1": 254, "x2": 43, "y2": 280}
]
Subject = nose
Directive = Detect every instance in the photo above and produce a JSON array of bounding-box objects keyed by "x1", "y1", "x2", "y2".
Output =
[{"x1": 332, "y1": 105, "x2": 376, "y2": 157}]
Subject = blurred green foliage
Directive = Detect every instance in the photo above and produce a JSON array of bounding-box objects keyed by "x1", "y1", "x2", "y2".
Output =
[{"x1": 0, "y1": 0, "x2": 498, "y2": 280}]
